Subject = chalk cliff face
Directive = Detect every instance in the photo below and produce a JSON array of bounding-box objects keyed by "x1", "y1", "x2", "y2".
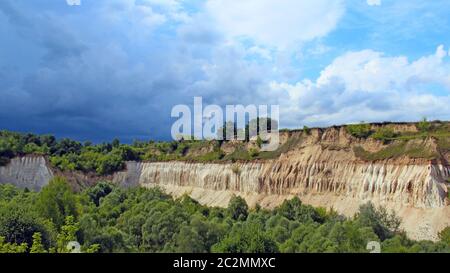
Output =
[
  {"x1": 113, "y1": 158, "x2": 448, "y2": 208},
  {"x1": 0, "y1": 156, "x2": 53, "y2": 191},
  {"x1": 112, "y1": 126, "x2": 450, "y2": 241},
  {"x1": 112, "y1": 158, "x2": 449, "y2": 241}
]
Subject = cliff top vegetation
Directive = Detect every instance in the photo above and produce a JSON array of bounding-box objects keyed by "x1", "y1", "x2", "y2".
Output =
[{"x1": 1, "y1": 120, "x2": 449, "y2": 176}]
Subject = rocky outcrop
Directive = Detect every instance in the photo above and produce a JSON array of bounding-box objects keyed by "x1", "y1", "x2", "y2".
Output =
[
  {"x1": 112, "y1": 140, "x2": 450, "y2": 241},
  {"x1": 0, "y1": 156, "x2": 53, "y2": 191},
  {"x1": 1, "y1": 124, "x2": 449, "y2": 241},
  {"x1": 113, "y1": 160, "x2": 448, "y2": 208}
]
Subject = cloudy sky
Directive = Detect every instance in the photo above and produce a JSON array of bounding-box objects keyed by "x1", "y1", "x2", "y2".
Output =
[{"x1": 1, "y1": 0, "x2": 450, "y2": 142}]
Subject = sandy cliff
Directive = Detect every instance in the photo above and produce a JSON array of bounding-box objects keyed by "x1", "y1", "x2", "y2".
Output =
[
  {"x1": 112, "y1": 126, "x2": 450, "y2": 241},
  {"x1": 111, "y1": 159, "x2": 449, "y2": 241}
]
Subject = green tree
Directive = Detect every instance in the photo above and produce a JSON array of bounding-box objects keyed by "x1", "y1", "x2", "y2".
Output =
[
  {"x1": 356, "y1": 202, "x2": 401, "y2": 241},
  {"x1": 227, "y1": 195, "x2": 248, "y2": 221},
  {"x1": 86, "y1": 181, "x2": 115, "y2": 206},
  {"x1": 172, "y1": 225, "x2": 205, "y2": 253},
  {"x1": 212, "y1": 221, "x2": 278, "y2": 253},
  {"x1": 438, "y1": 227, "x2": 450, "y2": 245},
  {"x1": 0, "y1": 203, "x2": 51, "y2": 248},
  {"x1": 371, "y1": 127, "x2": 397, "y2": 142},
  {"x1": 303, "y1": 126, "x2": 310, "y2": 135},
  {"x1": 56, "y1": 216, "x2": 79, "y2": 253},
  {"x1": 37, "y1": 177, "x2": 78, "y2": 228},
  {"x1": 112, "y1": 138, "x2": 120, "y2": 148},
  {"x1": 0, "y1": 236, "x2": 28, "y2": 253},
  {"x1": 417, "y1": 117, "x2": 431, "y2": 132},
  {"x1": 30, "y1": 233, "x2": 48, "y2": 253},
  {"x1": 277, "y1": 197, "x2": 324, "y2": 223},
  {"x1": 346, "y1": 123, "x2": 372, "y2": 138}
]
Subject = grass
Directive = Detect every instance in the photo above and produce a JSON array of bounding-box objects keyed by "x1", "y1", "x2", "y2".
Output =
[
  {"x1": 128, "y1": 122, "x2": 450, "y2": 163},
  {"x1": 223, "y1": 145, "x2": 252, "y2": 161},
  {"x1": 342, "y1": 121, "x2": 450, "y2": 144},
  {"x1": 257, "y1": 136, "x2": 303, "y2": 159},
  {"x1": 346, "y1": 123, "x2": 372, "y2": 138},
  {"x1": 353, "y1": 142, "x2": 438, "y2": 161},
  {"x1": 436, "y1": 136, "x2": 450, "y2": 153},
  {"x1": 188, "y1": 149, "x2": 225, "y2": 162}
]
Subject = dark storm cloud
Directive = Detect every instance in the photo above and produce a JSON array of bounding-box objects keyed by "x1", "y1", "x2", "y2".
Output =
[
  {"x1": 0, "y1": 0, "x2": 277, "y2": 142},
  {"x1": 0, "y1": 1, "x2": 189, "y2": 141}
]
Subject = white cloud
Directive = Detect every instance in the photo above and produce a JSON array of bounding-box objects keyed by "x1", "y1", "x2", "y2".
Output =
[
  {"x1": 139, "y1": 0, "x2": 190, "y2": 23},
  {"x1": 102, "y1": 0, "x2": 189, "y2": 28},
  {"x1": 367, "y1": 0, "x2": 381, "y2": 6},
  {"x1": 247, "y1": 46, "x2": 272, "y2": 60},
  {"x1": 205, "y1": 0, "x2": 345, "y2": 48},
  {"x1": 135, "y1": 5, "x2": 167, "y2": 26},
  {"x1": 268, "y1": 45, "x2": 450, "y2": 127}
]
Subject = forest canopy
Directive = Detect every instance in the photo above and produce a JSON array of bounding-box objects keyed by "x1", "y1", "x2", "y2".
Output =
[{"x1": 0, "y1": 178, "x2": 448, "y2": 253}]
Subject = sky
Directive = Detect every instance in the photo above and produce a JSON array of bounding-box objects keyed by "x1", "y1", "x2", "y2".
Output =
[{"x1": 1, "y1": 0, "x2": 450, "y2": 142}]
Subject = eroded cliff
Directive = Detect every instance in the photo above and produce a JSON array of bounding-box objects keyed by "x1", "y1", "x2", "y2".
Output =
[
  {"x1": 0, "y1": 156, "x2": 53, "y2": 191},
  {"x1": 112, "y1": 125, "x2": 450, "y2": 241}
]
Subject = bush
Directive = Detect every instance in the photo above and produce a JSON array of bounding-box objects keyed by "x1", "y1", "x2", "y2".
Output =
[
  {"x1": 417, "y1": 118, "x2": 431, "y2": 132},
  {"x1": 36, "y1": 177, "x2": 78, "y2": 228},
  {"x1": 346, "y1": 123, "x2": 372, "y2": 138},
  {"x1": 438, "y1": 227, "x2": 450, "y2": 245},
  {"x1": 303, "y1": 126, "x2": 310, "y2": 135},
  {"x1": 371, "y1": 127, "x2": 398, "y2": 142},
  {"x1": 249, "y1": 148, "x2": 259, "y2": 158},
  {"x1": 357, "y1": 202, "x2": 401, "y2": 241},
  {"x1": 256, "y1": 136, "x2": 263, "y2": 148},
  {"x1": 0, "y1": 204, "x2": 51, "y2": 248},
  {"x1": 277, "y1": 197, "x2": 324, "y2": 223},
  {"x1": 86, "y1": 181, "x2": 115, "y2": 206},
  {"x1": 231, "y1": 164, "x2": 241, "y2": 175},
  {"x1": 227, "y1": 195, "x2": 248, "y2": 221},
  {"x1": 212, "y1": 221, "x2": 278, "y2": 253}
]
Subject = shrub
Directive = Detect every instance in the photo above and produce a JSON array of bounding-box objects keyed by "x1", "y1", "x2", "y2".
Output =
[
  {"x1": 357, "y1": 202, "x2": 401, "y2": 241},
  {"x1": 256, "y1": 136, "x2": 263, "y2": 148},
  {"x1": 417, "y1": 117, "x2": 431, "y2": 132},
  {"x1": 346, "y1": 123, "x2": 372, "y2": 138},
  {"x1": 212, "y1": 221, "x2": 278, "y2": 253},
  {"x1": 438, "y1": 227, "x2": 450, "y2": 245},
  {"x1": 249, "y1": 148, "x2": 259, "y2": 158},
  {"x1": 36, "y1": 177, "x2": 78, "y2": 228},
  {"x1": 231, "y1": 164, "x2": 241, "y2": 175},
  {"x1": 227, "y1": 195, "x2": 248, "y2": 221},
  {"x1": 303, "y1": 126, "x2": 310, "y2": 135},
  {"x1": 371, "y1": 127, "x2": 398, "y2": 142},
  {"x1": 0, "y1": 204, "x2": 51, "y2": 248}
]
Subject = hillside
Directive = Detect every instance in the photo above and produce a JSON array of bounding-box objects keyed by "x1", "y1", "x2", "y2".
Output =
[{"x1": 0, "y1": 121, "x2": 450, "y2": 241}]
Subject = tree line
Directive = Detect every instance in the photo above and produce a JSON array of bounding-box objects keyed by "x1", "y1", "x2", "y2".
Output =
[{"x1": 0, "y1": 178, "x2": 448, "y2": 253}]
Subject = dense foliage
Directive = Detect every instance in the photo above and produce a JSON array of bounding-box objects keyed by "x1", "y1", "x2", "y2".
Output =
[
  {"x1": 0, "y1": 130, "x2": 225, "y2": 175},
  {"x1": 0, "y1": 130, "x2": 137, "y2": 175},
  {"x1": 0, "y1": 179, "x2": 448, "y2": 253}
]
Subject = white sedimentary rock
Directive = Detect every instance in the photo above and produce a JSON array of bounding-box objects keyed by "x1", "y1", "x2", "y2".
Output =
[
  {"x1": 0, "y1": 156, "x2": 53, "y2": 191},
  {"x1": 112, "y1": 143, "x2": 450, "y2": 241}
]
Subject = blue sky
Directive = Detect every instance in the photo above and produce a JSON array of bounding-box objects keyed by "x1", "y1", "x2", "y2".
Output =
[{"x1": 1, "y1": 0, "x2": 450, "y2": 142}]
